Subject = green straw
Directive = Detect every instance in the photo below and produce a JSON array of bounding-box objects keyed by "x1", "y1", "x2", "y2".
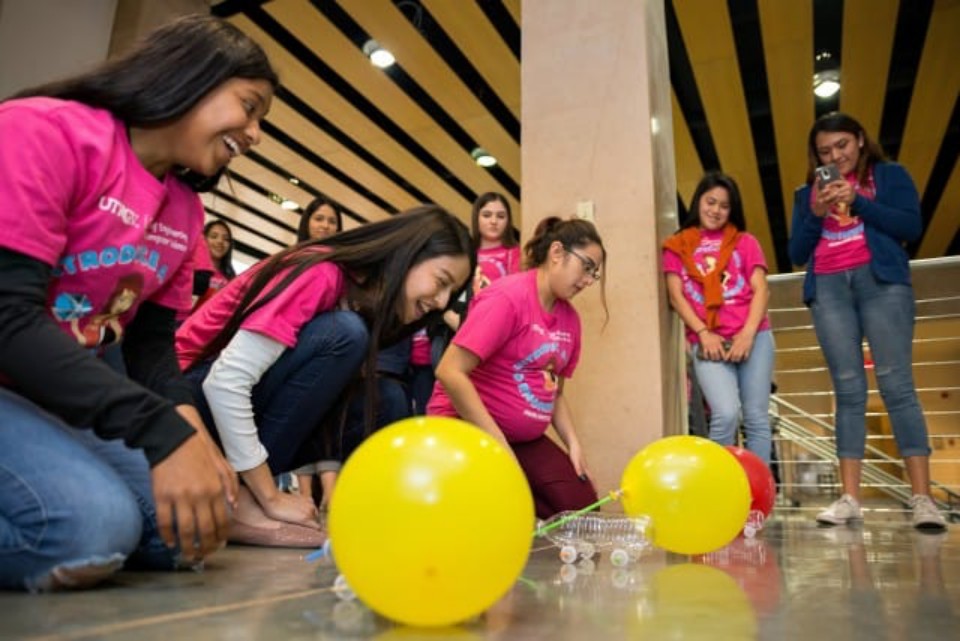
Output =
[{"x1": 532, "y1": 489, "x2": 623, "y2": 538}]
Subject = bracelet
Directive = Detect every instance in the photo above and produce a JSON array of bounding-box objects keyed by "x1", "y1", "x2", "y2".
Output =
[{"x1": 696, "y1": 327, "x2": 709, "y2": 335}]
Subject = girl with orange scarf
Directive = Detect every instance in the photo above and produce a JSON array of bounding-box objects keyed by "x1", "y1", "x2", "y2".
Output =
[{"x1": 663, "y1": 172, "x2": 774, "y2": 463}]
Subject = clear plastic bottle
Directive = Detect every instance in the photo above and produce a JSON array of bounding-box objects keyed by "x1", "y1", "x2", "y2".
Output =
[
  {"x1": 743, "y1": 509, "x2": 766, "y2": 539},
  {"x1": 537, "y1": 511, "x2": 654, "y2": 566}
]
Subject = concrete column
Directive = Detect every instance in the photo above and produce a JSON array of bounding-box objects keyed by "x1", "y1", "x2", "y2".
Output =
[{"x1": 522, "y1": 0, "x2": 684, "y2": 498}]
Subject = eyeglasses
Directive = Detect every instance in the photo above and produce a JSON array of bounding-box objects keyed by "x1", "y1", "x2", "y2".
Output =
[{"x1": 565, "y1": 247, "x2": 602, "y2": 281}]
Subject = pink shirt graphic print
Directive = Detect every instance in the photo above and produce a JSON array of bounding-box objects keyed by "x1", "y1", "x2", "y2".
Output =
[
  {"x1": 0, "y1": 99, "x2": 203, "y2": 348},
  {"x1": 427, "y1": 270, "x2": 581, "y2": 441}
]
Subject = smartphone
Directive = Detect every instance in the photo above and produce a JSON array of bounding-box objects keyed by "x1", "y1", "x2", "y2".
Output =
[
  {"x1": 816, "y1": 163, "x2": 842, "y2": 189},
  {"x1": 696, "y1": 340, "x2": 732, "y2": 360}
]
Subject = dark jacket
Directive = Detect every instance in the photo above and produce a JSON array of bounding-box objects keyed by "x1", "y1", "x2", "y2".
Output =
[{"x1": 788, "y1": 162, "x2": 922, "y2": 305}]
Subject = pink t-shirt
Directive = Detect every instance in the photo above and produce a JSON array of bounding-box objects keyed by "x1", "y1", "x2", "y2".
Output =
[
  {"x1": 427, "y1": 270, "x2": 582, "y2": 442},
  {"x1": 410, "y1": 328, "x2": 432, "y2": 366},
  {"x1": 662, "y1": 230, "x2": 771, "y2": 344},
  {"x1": 812, "y1": 172, "x2": 875, "y2": 274},
  {"x1": 0, "y1": 98, "x2": 203, "y2": 348},
  {"x1": 176, "y1": 253, "x2": 346, "y2": 370},
  {"x1": 474, "y1": 245, "x2": 521, "y2": 291}
]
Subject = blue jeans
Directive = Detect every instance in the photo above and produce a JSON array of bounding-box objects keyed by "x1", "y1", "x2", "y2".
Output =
[
  {"x1": 0, "y1": 388, "x2": 180, "y2": 591},
  {"x1": 339, "y1": 374, "x2": 411, "y2": 462},
  {"x1": 692, "y1": 329, "x2": 775, "y2": 463},
  {"x1": 187, "y1": 311, "x2": 369, "y2": 473},
  {"x1": 408, "y1": 365, "x2": 435, "y2": 415},
  {"x1": 810, "y1": 265, "x2": 930, "y2": 459}
]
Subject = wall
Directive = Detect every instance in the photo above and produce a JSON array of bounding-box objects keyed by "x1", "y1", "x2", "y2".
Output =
[
  {"x1": 522, "y1": 0, "x2": 683, "y2": 500},
  {"x1": 0, "y1": 0, "x2": 117, "y2": 98}
]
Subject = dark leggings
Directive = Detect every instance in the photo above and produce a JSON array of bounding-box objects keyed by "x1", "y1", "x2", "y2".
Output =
[{"x1": 511, "y1": 436, "x2": 598, "y2": 519}]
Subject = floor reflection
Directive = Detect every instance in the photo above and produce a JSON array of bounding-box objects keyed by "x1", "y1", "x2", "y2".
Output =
[{"x1": 1, "y1": 518, "x2": 957, "y2": 640}]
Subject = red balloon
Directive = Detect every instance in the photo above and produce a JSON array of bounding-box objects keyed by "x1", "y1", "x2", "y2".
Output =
[{"x1": 725, "y1": 446, "x2": 776, "y2": 517}]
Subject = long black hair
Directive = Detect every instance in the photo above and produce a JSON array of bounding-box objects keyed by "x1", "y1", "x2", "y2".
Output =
[
  {"x1": 11, "y1": 14, "x2": 278, "y2": 192},
  {"x1": 681, "y1": 172, "x2": 747, "y2": 231},
  {"x1": 191, "y1": 205, "x2": 474, "y2": 363},
  {"x1": 188, "y1": 205, "x2": 474, "y2": 426}
]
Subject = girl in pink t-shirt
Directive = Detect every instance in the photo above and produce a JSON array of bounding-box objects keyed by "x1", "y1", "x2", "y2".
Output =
[
  {"x1": 429, "y1": 217, "x2": 606, "y2": 519},
  {"x1": 416, "y1": 193, "x2": 521, "y2": 417},
  {"x1": 471, "y1": 192, "x2": 521, "y2": 292},
  {"x1": 0, "y1": 15, "x2": 277, "y2": 591},
  {"x1": 662, "y1": 172, "x2": 774, "y2": 464},
  {"x1": 185, "y1": 220, "x2": 238, "y2": 318},
  {"x1": 177, "y1": 206, "x2": 474, "y2": 546}
]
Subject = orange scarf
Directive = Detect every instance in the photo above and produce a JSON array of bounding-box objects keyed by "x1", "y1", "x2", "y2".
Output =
[{"x1": 662, "y1": 224, "x2": 740, "y2": 330}]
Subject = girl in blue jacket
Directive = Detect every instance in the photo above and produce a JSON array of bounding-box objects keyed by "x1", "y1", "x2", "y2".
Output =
[{"x1": 788, "y1": 112, "x2": 944, "y2": 530}]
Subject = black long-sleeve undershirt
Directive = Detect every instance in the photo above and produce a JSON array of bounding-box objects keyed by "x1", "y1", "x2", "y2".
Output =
[{"x1": 0, "y1": 249, "x2": 195, "y2": 465}]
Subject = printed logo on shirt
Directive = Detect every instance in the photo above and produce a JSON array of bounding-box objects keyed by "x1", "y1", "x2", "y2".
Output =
[
  {"x1": 54, "y1": 273, "x2": 144, "y2": 347},
  {"x1": 511, "y1": 326, "x2": 571, "y2": 420},
  {"x1": 99, "y1": 196, "x2": 140, "y2": 228},
  {"x1": 54, "y1": 244, "x2": 170, "y2": 283},
  {"x1": 821, "y1": 219, "x2": 865, "y2": 247},
  {"x1": 683, "y1": 246, "x2": 747, "y2": 305},
  {"x1": 52, "y1": 221, "x2": 190, "y2": 284}
]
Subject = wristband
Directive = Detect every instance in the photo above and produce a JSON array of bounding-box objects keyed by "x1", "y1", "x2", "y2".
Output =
[{"x1": 696, "y1": 327, "x2": 709, "y2": 335}]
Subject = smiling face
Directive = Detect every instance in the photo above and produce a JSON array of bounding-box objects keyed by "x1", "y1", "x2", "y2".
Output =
[
  {"x1": 477, "y1": 199, "x2": 509, "y2": 246},
  {"x1": 697, "y1": 186, "x2": 732, "y2": 232},
  {"x1": 399, "y1": 254, "x2": 471, "y2": 324},
  {"x1": 169, "y1": 77, "x2": 273, "y2": 177},
  {"x1": 205, "y1": 223, "x2": 231, "y2": 261},
  {"x1": 307, "y1": 204, "x2": 340, "y2": 240},
  {"x1": 814, "y1": 130, "x2": 863, "y2": 178},
  {"x1": 548, "y1": 240, "x2": 604, "y2": 301}
]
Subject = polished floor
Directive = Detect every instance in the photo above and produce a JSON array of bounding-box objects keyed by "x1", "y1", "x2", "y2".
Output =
[{"x1": 2, "y1": 513, "x2": 957, "y2": 640}]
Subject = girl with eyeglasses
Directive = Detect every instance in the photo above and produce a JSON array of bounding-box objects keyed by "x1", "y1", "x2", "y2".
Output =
[{"x1": 428, "y1": 217, "x2": 606, "y2": 519}]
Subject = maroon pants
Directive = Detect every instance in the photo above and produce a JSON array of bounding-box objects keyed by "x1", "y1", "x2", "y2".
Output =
[{"x1": 511, "y1": 436, "x2": 598, "y2": 519}]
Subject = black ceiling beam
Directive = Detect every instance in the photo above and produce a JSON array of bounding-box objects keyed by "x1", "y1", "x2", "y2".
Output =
[
  {"x1": 878, "y1": 0, "x2": 933, "y2": 160},
  {"x1": 315, "y1": 0, "x2": 519, "y2": 201},
  {"x1": 393, "y1": 0, "x2": 520, "y2": 143},
  {"x1": 728, "y1": 0, "x2": 791, "y2": 273}
]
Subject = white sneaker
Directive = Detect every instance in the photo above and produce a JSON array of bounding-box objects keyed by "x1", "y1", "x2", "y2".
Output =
[
  {"x1": 816, "y1": 494, "x2": 862, "y2": 526},
  {"x1": 909, "y1": 495, "x2": 947, "y2": 530}
]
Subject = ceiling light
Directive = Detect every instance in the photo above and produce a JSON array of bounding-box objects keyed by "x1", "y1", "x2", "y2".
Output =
[
  {"x1": 471, "y1": 147, "x2": 497, "y2": 168},
  {"x1": 280, "y1": 199, "x2": 300, "y2": 211},
  {"x1": 288, "y1": 177, "x2": 300, "y2": 185},
  {"x1": 813, "y1": 69, "x2": 841, "y2": 99},
  {"x1": 363, "y1": 39, "x2": 395, "y2": 68}
]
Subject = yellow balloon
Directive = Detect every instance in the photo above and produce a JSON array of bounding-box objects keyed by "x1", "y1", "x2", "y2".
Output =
[
  {"x1": 620, "y1": 436, "x2": 750, "y2": 555},
  {"x1": 328, "y1": 417, "x2": 534, "y2": 627},
  {"x1": 632, "y1": 564, "x2": 757, "y2": 640}
]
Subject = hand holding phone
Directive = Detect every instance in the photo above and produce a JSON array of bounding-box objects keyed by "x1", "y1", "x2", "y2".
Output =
[
  {"x1": 814, "y1": 163, "x2": 848, "y2": 215},
  {"x1": 816, "y1": 163, "x2": 842, "y2": 189}
]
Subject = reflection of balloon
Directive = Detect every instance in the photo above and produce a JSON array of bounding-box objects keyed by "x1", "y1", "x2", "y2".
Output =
[
  {"x1": 633, "y1": 564, "x2": 756, "y2": 639},
  {"x1": 696, "y1": 537, "x2": 782, "y2": 615},
  {"x1": 725, "y1": 446, "x2": 776, "y2": 517},
  {"x1": 621, "y1": 436, "x2": 750, "y2": 555},
  {"x1": 329, "y1": 417, "x2": 534, "y2": 627}
]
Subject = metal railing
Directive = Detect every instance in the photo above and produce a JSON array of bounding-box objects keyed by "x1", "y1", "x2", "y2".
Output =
[
  {"x1": 770, "y1": 394, "x2": 960, "y2": 516},
  {"x1": 766, "y1": 256, "x2": 960, "y2": 518}
]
